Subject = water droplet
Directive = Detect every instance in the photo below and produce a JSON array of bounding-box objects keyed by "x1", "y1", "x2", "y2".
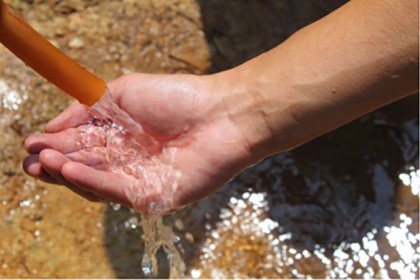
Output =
[
  {"x1": 142, "y1": 262, "x2": 153, "y2": 277},
  {"x1": 109, "y1": 203, "x2": 121, "y2": 211}
]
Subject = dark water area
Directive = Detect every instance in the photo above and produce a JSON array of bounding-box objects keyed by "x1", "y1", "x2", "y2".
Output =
[
  {"x1": 103, "y1": 95, "x2": 419, "y2": 278},
  {"x1": 169, "y1": 97, "x2": 418, "y2": 279},
  {"x1": 0, "y1": 0, "x2": 418, "y2": 278}
]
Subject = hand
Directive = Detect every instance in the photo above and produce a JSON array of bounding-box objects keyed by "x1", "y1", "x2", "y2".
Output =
[{"x1": 23, "y1": 73, "x2": 255, "y2": 215}]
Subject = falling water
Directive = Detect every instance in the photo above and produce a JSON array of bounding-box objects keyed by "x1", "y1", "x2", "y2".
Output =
[{"x1": 77, "y1": 90, "x2": 185, "y2": 277}]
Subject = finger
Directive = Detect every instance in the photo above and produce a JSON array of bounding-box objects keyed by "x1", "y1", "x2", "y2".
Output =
[
  {"x1": 24, "y1": 128, "x2": 82, "y2": 154},
  {"x1": 23, "y1": 154, "x2": 43, "y2": 177},
  {"x1": 66, "y1": 149, "x2": 108, "y2": 169},
  {"x1": 38, "y1": 169, "x2": 60, "y2": 185},
  {"x1": 22, "y1": 155, "x2": 58, "y2": 184},
  {"x1": 61, "y1": 161, "x2": 132, "y2": 207},
  {"x1": 24, "y1": 126, "x2": 107, "y2": 154},
  {"x1": 46, "y1": 101, "x2": 90, "y2": 133},
  {"x1": 39, "y1": 149, "x2": 73, "y2": 184},
  {"x1": 38, "y1": 149, "x2": 101, "y2": 202},
  {"x1": 23, "y1": 152, "x2": 100, "y2": 202}
]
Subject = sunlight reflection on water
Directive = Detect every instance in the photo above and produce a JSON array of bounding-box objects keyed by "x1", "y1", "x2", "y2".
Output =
[{"x1": 0, "y1": 79, "x2": 27, "y2": 111}]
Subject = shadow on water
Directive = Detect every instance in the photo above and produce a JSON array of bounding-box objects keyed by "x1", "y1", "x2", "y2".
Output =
[
  {"x1": 174, "y1": 96, "x2": 418, "y2": 274},
  {"x1": 104, "y1": 0, "x2": 418, "y2": 278},
  {"x1": 103, "y1": 206, "x2": 143, "y2": 278}
]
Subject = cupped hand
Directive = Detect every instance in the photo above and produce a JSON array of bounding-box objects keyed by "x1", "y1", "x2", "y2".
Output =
[{"x1": 23, "y1": 73, "x2": 254, "y2": 215}]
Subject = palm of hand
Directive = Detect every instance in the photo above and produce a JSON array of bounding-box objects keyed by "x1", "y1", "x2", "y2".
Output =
[{"x1": 24, "y1": 74, "x2": 251, "y2": 214}]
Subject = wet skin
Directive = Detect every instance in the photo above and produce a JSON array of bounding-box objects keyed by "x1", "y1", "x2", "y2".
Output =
[{"x1": 23, "y1": 73, "x2": 255, "y2": 214}]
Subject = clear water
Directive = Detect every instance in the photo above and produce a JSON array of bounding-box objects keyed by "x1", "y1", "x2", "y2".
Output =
[
  {"x1": 141, "y1": 215, "x2": 185, "y2": 278},
  {"x1": 78, "y1": 90, "x2": 185, "y2": 277}
]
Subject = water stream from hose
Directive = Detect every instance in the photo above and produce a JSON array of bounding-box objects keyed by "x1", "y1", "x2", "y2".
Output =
[{"x1": 76, "y1": 90, "x2": 185, "y2": 277}]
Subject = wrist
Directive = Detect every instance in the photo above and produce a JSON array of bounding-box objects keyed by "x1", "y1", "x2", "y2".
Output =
[
  {"x1": 208, "y1": 39, "x2": 325, "y2": 161},
  {"x1": 208, "y1": 64, "x2": 291, "y2": 164}
]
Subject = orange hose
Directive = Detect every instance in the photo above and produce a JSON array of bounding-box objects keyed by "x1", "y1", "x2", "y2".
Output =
[{"x1": 0, "y1": 1, "x2": 106, "y2": 106}]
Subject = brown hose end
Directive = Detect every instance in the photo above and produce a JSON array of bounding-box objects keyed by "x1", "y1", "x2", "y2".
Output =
[
  {"x1": 0, "y1": 1, "x2": 4, "y2": 20},
  {"x1": 0, "y1": 0, "x2": 106, "y2": 106}
]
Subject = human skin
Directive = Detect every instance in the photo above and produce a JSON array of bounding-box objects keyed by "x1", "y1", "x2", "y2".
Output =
[{"x1": 23, "y1": 0, "x2": 418, "y2": 214}]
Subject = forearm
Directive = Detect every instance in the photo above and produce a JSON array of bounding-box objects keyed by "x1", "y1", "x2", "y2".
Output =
[{"x1": 216, "y1": 0, "x2": 418, "y2": 161}]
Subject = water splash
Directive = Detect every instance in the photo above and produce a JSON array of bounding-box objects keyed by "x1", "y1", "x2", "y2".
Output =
[
  {"x1": 73, "y1": 90, "x2": 182, "y2": 215},
  {"x1": 141, "y1": 215, "x2": 185, "y2": 278},
  {"x1": 77, "y1": 90, "x2": 185, "y2": 277}
]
